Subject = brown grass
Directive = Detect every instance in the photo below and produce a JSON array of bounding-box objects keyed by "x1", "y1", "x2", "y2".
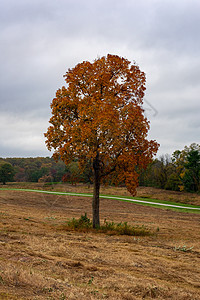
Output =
[{"x1": 0, "y1": 183, "x2": 200, "y2": 299}]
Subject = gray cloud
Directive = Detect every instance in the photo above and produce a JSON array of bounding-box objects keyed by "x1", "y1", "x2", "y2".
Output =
[
  {"x1": 0, "y1": 0, "x2": 200, "y2": 157},
  {"x1": 0, "y1": 111, "x2": 50, "y2": 157}
]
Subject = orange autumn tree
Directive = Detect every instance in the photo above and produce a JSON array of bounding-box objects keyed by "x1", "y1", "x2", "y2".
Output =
[{"x1": 45, "y1": 54, "x2": 159, "y2": 228}]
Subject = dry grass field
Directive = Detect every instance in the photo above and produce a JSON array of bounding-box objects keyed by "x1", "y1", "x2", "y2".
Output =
[{"x1": 0, "y1": 183, "x2": 200, "y2": 299}]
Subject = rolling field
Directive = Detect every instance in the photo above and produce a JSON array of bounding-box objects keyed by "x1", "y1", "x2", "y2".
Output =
[{"x1": 0, "y1": 183, "x2": 200, "y2": 299}]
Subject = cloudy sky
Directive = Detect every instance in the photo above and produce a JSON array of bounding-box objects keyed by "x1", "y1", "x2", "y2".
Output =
[{"x1": 1, "y1": 0, "x2": 200, "y2": 158}]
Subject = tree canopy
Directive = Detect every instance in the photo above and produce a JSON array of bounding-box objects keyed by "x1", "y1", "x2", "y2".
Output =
[
  {"x1": 45, "y1": 54, "x2": 159, "y2": 227},
  {"x1": 176, "y1": 144, "x2": 200, "y2": 192},
  {"x1": 0, "y1": 162, "x2": 15, "y2": 185}
]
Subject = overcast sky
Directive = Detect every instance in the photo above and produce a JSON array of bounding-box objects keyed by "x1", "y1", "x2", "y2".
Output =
[{"x1": 0, "y1": 0, "x2": 200, "y2": 158}]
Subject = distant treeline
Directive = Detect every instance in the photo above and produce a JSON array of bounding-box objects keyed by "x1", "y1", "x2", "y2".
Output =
[
  {"x1": 140, "y1": 143, "x2": 200, "y2": 193},
  {"x1": 0, "y1": 157, "x2": 65, "y2": 183},
  {"x1": 1, "y1": 143, "x2": 200, "y2": 192},
  {"x1": 0, "y1": 157, "x2": 92, "y2": 185}
]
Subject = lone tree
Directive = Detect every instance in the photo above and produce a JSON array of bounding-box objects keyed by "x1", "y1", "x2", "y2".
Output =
[{"x1": 45, "y1": 54, "x2": 159, "y2": 228}]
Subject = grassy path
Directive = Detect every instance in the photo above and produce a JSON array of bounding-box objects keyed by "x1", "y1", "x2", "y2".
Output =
[{"x1": 1, "y1": 188, "x2": 200, "y2": 213}]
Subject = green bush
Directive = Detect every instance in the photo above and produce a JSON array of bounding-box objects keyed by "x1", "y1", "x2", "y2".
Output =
[
  {"x1": 100, "y1": 220, "x2": 151, "y2": 236},
  {"x1": 63, "y1": 214, "x2": 152, "y2": 236},
  {"x1": 66, "y1": 213, "x2": 92, "y2": 230}
]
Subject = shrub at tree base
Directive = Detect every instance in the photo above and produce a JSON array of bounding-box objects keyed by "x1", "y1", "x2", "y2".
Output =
[{"x1": 61, "y1": 214, "x2": 152, "y2": 236}]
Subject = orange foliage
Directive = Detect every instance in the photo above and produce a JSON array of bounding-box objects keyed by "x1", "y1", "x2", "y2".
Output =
[{"x1": 45, "y1": 54, "x2": 159, "y2": 196}]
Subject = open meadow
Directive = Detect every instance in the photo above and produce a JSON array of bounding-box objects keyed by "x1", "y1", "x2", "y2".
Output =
[{"x1": 0, "y1": 183, "x2": 200, "y2": 299}]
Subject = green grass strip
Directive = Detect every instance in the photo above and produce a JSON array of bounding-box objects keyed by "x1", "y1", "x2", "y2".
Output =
[{"x1": 1, "y1": 188, "x2": 200, "y2": 213}]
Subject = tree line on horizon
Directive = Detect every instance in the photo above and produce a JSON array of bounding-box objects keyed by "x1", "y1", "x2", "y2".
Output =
[
  {"x1": 140, "y1": 143, "x2": 200, "y2": 193},
  {"x1": 0, "y1": 142, "x2": 200, "y2": 193}
]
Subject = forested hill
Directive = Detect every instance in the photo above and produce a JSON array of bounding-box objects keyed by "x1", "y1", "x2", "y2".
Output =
[
  {"x1": 0, "y1": 157, "x2": 66, "y2": 183},
  {"x1": 0, "y1": 157, "x2": 92, "y2": 184}
]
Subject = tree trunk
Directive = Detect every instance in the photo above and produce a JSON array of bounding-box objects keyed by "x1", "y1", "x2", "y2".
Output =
[{"x1": 92, "y1": 152, "x2": 100, "y2": 228}]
